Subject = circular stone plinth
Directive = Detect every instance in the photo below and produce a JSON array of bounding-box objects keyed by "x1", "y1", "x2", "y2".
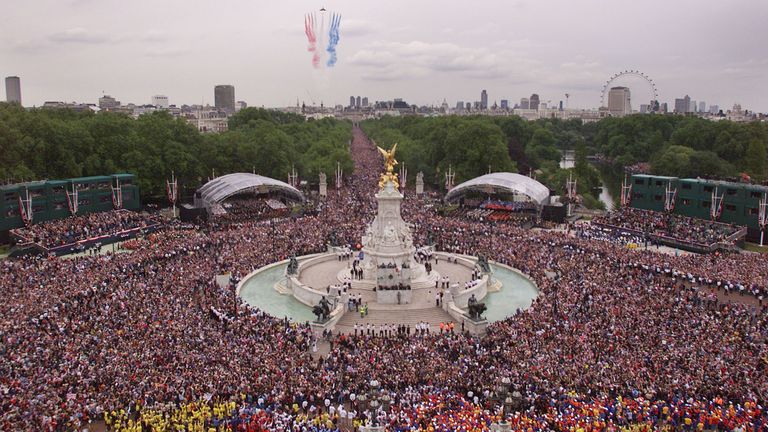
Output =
[{"x1": 238, "y1": 255, "x2": 538, "y2": 323}]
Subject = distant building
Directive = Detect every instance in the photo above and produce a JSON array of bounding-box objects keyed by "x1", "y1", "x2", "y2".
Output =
[
  {"x1": 235, "y1": 100, "x2": 247, "y2": 112},
  {"x1": 529, "y1": 94, "x2": 540, "y2": 110},
  {"x1": 558, "y1": 100, "x2": 563, "y2": 111},
  {"x1": 356, "y1": 96, "x2": 361, "y2": 108},
  {"x1": 607, "y1": 86, "x2": 631, "y2": 117},
  {"x1": 500, "y1": 99, "x2": 509, "y2": 110},
  {"x1": 698, "y1": 101, "x2": 707, "y2": 113},
  {"x1": 640, "y1": 104, "x2": 649, "y2": 113},
  {"x1": 456, "y1": 101, "x2": 464, "y2": 110},
  {"x1": 151, "y1": 95, "x2": 169, "y2": 109},
  {"x1": 709, "y1": 104, "x2": 719, "y2": 114},
  {"x1": 5, "y1": 76, "x2": 21, "y2": 104},
  {"x1": 98, "y1": 95, "x2": 121, "y2": 110},
  {"x1": 520, "y1": 98, "x2": 530, "y2": 110},
  {"x1": 659, "y1": 102, "x2": 668, "y2": 113},
  {"x1": 480, "y1": 90, "x2": 488, "y2": 110},
  {"x1": 465, "y1": 102, "x2": 471, "y2": 111},
  {"x1": 362, "y1": 97, "x2": 369, "y2": 107},
  {"x1": 214, "y1": 85, "x2": 235, "y2": 114},
  {"x1": 349, "y1": 96, "x2": 355, "y2": 108},
  {"x1": 188, "y1": 108, "x2": 229, "y2": 133},
  {"x1": 674, "y1": 95, "x2": 691, "y2": 114}
]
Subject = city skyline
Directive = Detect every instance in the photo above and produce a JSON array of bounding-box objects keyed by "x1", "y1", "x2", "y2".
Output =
[{"x1": 2, "y1": 0, "x2": 766, "y2": 111}]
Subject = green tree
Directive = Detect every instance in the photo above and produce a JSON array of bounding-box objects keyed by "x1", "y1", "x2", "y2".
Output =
[
  {"x1": 651, "y1": 145, "x2": 696, "y2": 177},
  {"x1": 745, "y1": 138, "x2": 766, "y2": 179}
]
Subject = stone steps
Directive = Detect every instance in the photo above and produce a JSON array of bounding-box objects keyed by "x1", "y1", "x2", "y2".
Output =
[{"x1": 333, "y1": 306, "x2": 460, "y2": 334}]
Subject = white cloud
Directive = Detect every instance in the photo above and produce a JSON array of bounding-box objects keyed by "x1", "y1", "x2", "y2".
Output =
[
  {"x1": 48, "y1": 27, "x2": 110, "y2": 44},
  {"x1": 342, "y1": 19, "x2": 376, "y2": 37},
  {"x1": 349, "y1": 40, "x2": 540, "y2": 83},
  {"x1": 144, "y1": 46, "x2": 191, "y2": 58}
]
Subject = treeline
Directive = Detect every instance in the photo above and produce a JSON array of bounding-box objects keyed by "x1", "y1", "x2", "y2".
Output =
[
  {"x1": 593, "y1": 115, "x2": 767, "y2": 180},
  {"x1": 0, "y1": 104, "x2": 352, "y2": 199},
  {"x1": 360, "y1": 116, "x2": 604, "y2": 207},
  {"x1": 362, "y1": 114, "x2": 768, "y2": 208}
]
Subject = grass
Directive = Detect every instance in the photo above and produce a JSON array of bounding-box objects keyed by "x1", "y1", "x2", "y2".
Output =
[{"x1": 743, "y1": 242, "x2": 768, "y2": 253}]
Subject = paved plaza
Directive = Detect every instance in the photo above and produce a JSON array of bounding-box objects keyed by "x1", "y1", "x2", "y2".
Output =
[{"x1": 298, "y1": 255, "x2": 481, "y2": 333}]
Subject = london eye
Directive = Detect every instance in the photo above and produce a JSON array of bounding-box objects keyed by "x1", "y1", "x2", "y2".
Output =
[{"x1": 600, "y1": 70, "x2": 659, "y2": 111}]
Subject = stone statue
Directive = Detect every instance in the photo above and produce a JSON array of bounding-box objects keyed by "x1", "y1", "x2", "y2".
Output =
[
  {"x1": 399, "y1": 224, "x2": 413, "y2": 247},
  {"x1": 328, "y1": 230, "x2": 339, "y2": 246},
  {"x1": 467, "y1": 294, "x2": 487, "y2": 320},
  {"x1": 477, "y1": 254, "x2": 491, "y2": 274},
  {"x1": 426, "y1": 228, "x2": 435, "y2": 246},
  {"x1": 313, "y1": 296, "x2": 332, "y2": 322},
  {"x1": 287, "y1": 255, "x2": 299, "y2": 275},
  {"x1": 383, "y1": 222, "x2": 397, "y2": 243},
  {"x1": 363, "y1": 225, "x2": 376, "y2": 248}
]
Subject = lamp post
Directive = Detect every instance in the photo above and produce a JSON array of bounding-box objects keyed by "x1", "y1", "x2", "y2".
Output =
[
  {"x1": 358, "y1": 379, "x2": 388, "y2": 432},
  {"x1": 269, "y1": 219, "x2": 276, "y2": 258},
  {"x1": 490, "y1": 377, "x2": 512, "y2": 431}
]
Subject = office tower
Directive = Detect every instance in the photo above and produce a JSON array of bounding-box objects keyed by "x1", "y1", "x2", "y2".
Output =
[
  {"x1": 559, "y1": 100, "x2": 563, "y2": 111},
  {"x1": 214, "y1": 85, "x2": 236, "y2": 113},
  {"x1": 236, "y1": 101, "x2": 247, "y2": 112},
  {"x1": 500, "y1": 99, "x2": 509, "y2": 110},
  {"x1": 520, "y1": 98, "x2": 530, "y2": 109},
  {"x1": 151, "y1": 95, "x2": 169, "y2": 109},
  {"x1": 607, "y1": 86, "x2": 631, "y2": 117},
  {"x1": 465, "y1": 102, "x2": 471, "y2": 111},
  {"x1": 529, "y1": 94, "x2": 540, "y2": 110},
  {"x1": 356, "y1": 96, "x2": 361, "y2": 108},
  {"x1": 674, "y1": 95, "x2": 691, "y2": 113},
  {"x1": 98, "y1": 95, "x2": 121, "y2": 110},
  {"x1": 698, "y1": 101, "x2": 706, "y2": 113},
  {"x1": 5, "y1": 76, "x2": 21, "y2": 104},
  {"x1": 709, "y1": 104, "x2": 719, "y2": 114},
  {"x1": 456, "y1": 101, "x2": 464, "y2": 110},
  {"x1": 480, "y1": 89, "x2": 488, "y2": 110},
  {"x1": 362, "y1": 97, "x2": 368, "y2": 107},
  {"x1": 640, "y1": 104, "x2": 649, "y2": 114}
]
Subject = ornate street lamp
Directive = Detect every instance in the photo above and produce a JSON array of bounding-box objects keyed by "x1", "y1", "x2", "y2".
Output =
[
  {"x1": 492, "y1": 376, "x2": 512, "y2": 428},
  {"x1": 358, "y1": 379, "x2": 390, "y2": 430}
]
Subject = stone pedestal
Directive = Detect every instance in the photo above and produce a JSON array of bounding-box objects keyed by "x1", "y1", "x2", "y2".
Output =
[
  {"x1": 319, "y1": 172, "x2": 327, "y2": 197},
  {"x1": 360, "y1": 180, "x2": 419, "y2": 299},
  {"x1": 415, "y1": 171, "x2": 424, "y2": 195}
]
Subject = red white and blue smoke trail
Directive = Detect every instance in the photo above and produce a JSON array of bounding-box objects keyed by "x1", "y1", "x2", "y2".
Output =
[
  {"x1": 326, "y1": 12, "x2": 341, "y2": 67},
  {"x1": 304, "y1": 13, "x2": 320, "y2": 68},
  {"x1": 304, "y1": 10, "x2": 341, "y2": 69}
]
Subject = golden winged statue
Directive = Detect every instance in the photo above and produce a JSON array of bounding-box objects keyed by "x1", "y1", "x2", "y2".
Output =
[
  {"x1": 377, "y1": 143, "x2": 398, "y2": 173},
  {"x1": 376, "y1": 143, "x2": 399, "y2": 189}
]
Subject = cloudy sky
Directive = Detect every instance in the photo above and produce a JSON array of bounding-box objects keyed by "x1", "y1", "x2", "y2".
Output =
[{"x1": 2, "y1": 0, "x2": 766, "y2": 111}]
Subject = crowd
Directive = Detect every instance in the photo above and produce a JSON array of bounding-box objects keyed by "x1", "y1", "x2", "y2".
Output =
[
  {"x1": 1, "y1": 126, "x2": 767, "y2": 431},
  {"x1": 11, "y1": 209, "x2": 157, "y2": 248},
  {"x1": 593, "y1": 207, "x2": 742, "y2": 247}
]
